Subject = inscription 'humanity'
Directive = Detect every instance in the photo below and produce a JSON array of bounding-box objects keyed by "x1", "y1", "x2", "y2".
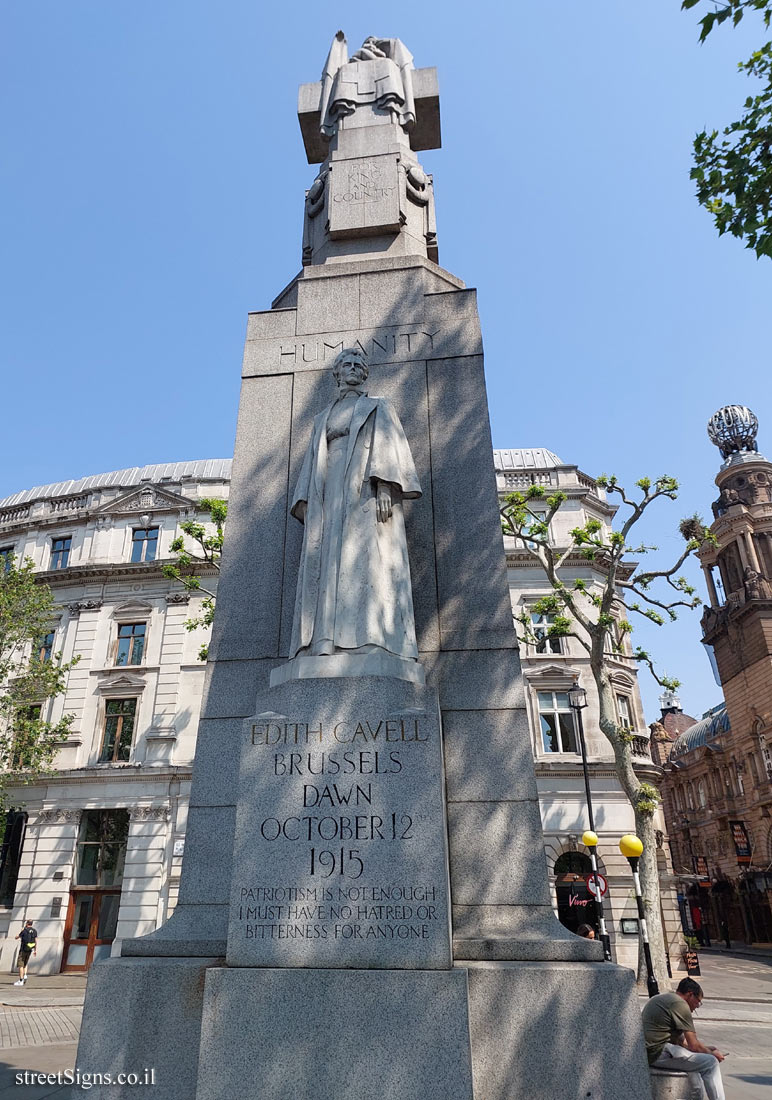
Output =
[{"x1": 278, "y1": 329, "x2": 439, "y2": 366}]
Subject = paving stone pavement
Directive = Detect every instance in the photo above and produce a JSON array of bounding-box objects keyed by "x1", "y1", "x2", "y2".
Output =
[{"x1": 0, "y1": 1007, "x2": 81, "y2": 1050}]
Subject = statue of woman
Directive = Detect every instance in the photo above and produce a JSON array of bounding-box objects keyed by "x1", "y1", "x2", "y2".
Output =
[{"x1": 289, "y1": 349, "x2": 421, "y2": 662}]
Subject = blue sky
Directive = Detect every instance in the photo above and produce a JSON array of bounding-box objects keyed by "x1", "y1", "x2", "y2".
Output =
[{"x1": 2, "y1": 2, "x2": 770, "y2": 719}]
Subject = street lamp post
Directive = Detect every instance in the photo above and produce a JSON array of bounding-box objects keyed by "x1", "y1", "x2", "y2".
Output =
[
  {"x1": 568, "y1": 685, "x2": 612, "y2": 961},
  {"x1": 619, "y1": 834, "x2": 660, "y2": 998}
]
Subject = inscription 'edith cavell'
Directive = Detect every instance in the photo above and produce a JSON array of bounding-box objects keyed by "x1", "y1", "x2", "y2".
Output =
[{"x1": 230, "y1": 713, "x2": 448, "y2": 957}]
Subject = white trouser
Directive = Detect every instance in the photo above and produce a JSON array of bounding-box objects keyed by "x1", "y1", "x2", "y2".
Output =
[{"x1": 653, "y1": 1042, "x2": 725, "y2": 1100}]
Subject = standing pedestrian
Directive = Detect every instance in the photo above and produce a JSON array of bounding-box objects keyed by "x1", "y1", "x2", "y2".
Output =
[
  {"x1": 14, "y1": 920, "x2": 37, "y2": 986},
  {"x1": 720, "y1": 919, "x2": 730, "y2": 950}
]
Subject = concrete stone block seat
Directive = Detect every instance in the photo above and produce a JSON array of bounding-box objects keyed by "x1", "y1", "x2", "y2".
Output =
[{"x1": 649, "y1": 1065, "x2": 703, "y2": 1100}]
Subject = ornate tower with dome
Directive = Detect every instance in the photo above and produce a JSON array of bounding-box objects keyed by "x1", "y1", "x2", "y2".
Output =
[{"x1": 694, "y1": 405, "x2": 772, "y2": 940}]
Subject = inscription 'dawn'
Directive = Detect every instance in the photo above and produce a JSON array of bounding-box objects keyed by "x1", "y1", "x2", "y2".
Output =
[{"x1": 278, "y1": 329, "x2": 439, "y2": 366}]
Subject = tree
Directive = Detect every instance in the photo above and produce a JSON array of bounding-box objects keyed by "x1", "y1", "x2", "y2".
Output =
[
  {"x1": 501, "y1": 475, "x2": 714, "y2": 984},
  {"x1": 683, "y1": 0, "x2": 772, "y2": 258},
  {"x1": 0, "y1": 556, "x2": 79, "y2": 807},
  {"x1": 162, "y1": 498, "x2": 227, "y2": 661}
]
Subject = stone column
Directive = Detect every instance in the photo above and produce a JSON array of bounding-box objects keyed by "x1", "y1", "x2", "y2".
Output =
[
  {"x1": 702, "y1": 563, "x2": 720, "y2": 608},
  {"x1": 743, "y1": 528, "x2": 762, "y2": 571},
  {"x1": 113, "y1": 806, "x2": 172, "y2": 951}
]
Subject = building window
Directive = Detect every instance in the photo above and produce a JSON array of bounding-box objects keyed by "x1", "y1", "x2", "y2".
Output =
[
  {"x1": 37, "y1": 632, "x2": 55, "y2": 662},
  {"x1": 698, "y1": 780, "x2": 707, "y2": 808},
  {"x1": 616, "y1": 694, "x2": 634, "y2": 732},
  {"x1": 760, "y1": 736, "x2": 772, "y2": 782},
  {"x1": 114, "y1": 623, "x2": 146, "y2": 666},
  {"x1": 51, "y1": 536, "x2": 71, "y2": 569},
  {"x1": 521, "y1": 510, "x2": 549, "y2": 549},
  {"x1": 131, "y1": 528, "x2": 158, "y2": 563},
  {"x1": 11, "y1": 705, "x2": 42, "y2": 769},
  {"x1": 0, "y1": 810, "x2": 28, "y2": 908},
  {"x1": 0, "y1": 547, "x2": 13, "y2": 573},
  {"x1": 537, "y1": 691, "x2": 578, "y2": 753},
  {"x1": 100, "y1": 699, "x2": 137, "y2": 763},
  {"x1": 530, "y1": 610, "x2": 563, "y2": 654},
  {"x1": 73, "y1": 809, "x2": 129, "y2": 887}
]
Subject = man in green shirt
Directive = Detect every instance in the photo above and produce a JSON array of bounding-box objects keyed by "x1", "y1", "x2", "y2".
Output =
[{"x1": 641, "y1": 978, "x2": 725, "y2": 1100}]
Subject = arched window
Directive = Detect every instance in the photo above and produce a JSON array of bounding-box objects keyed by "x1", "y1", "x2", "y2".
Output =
[{"x1": 554, "y1": 852, "x2": 592, "y2": 876}]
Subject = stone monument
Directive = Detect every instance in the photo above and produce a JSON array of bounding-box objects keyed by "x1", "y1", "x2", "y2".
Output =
[{"x1": 75, "y1": 32, "x2": 652, "y2": 1099}]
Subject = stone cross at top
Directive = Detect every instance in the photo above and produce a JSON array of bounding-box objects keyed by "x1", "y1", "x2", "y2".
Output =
[{"x1": 298, "y1": 32, "x2": 441, "y2": 265}]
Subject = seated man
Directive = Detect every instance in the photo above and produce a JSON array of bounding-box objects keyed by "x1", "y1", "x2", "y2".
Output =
[{"x1": 641, "y1": 977, "x2": 725, "y2": 1100}]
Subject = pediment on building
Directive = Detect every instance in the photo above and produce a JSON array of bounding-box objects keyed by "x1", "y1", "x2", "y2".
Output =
[
  {"x1": 94, "y1": 484, "x2": 196, "y2": 517},
  {"x1": 523, "y1": 663, "x2": 581, "y2": 682},
  {"x1": 111, "y1": 599, "x2": 154, "y2": 620},
  {"x1": 609, "y1": 669, "x2": 636, "y2": 689},
  {"x1": 96, "y1": 671, "x2": 147, "y2": 694}
]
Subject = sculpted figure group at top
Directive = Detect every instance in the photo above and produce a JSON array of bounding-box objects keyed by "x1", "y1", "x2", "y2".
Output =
[{"x1": 319, "y1": 31, "x2": 416, "y2": 140}]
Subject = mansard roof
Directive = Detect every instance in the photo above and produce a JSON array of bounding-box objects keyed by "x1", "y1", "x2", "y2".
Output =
[
  {"x1": 671, "y1": 703, "x2": 730, "y2": 760},
  {"x1": 493, "y1": 448, "x2": 564, "y2": 471},
  {"x1": 0, "y1": 459, "x2": 232, "y2": 510}
]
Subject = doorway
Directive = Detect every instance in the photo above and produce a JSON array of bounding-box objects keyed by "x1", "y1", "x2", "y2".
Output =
[
  {"x1": 61, "y1": 809, "x2": 129, "y2": 972},
  {"x1": 554, "y1": 850, "x2": 595, "y2": 934},
  {"x1": 62, "y1": 890, "x2": 121, "y2": 970}
]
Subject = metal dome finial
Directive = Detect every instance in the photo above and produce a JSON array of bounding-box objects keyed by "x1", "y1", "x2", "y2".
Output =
[{"x1": 707, "y1": 405, "x2": 759, "y2": 460}]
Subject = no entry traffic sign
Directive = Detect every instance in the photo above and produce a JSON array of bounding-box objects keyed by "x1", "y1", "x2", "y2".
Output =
[{"x1": 585, "y1": 872, "x2": 608, "y2": 899}]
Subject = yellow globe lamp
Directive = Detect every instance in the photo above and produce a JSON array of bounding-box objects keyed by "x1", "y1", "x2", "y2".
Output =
[
  {"x1": 619, "y1": 834, "x2": 643, "y2": 859},
  {"x1": 582, "y1": 830, "x2": 598, "y2": 848}
]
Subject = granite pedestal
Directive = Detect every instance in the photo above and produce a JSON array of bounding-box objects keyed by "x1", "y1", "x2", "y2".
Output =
[{"x1": 196, "y1": 968, "x2": 473, "y2": 1100}]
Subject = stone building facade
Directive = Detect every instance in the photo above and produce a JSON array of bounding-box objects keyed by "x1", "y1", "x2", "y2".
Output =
[
  {"x1": 495, "y1": 448, "x2": 682, "y2": 972},
  {"x1": 0, "y1": 460, "x2": 230, "y2": 974},
  {"x1": 654, "y1": 406, "x2": 772, "y2": 945},
  {"x1": 1, "y1": 450, "x2": 683, "y2": 974}
]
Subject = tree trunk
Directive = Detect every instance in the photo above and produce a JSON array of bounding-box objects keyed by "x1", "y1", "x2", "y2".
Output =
[
  {"x1": 634, "y1": 804, "x2": 669, "y2": 988},
  {"x1": 593, "y1": 663, "x2": 669, "y2": 986}
]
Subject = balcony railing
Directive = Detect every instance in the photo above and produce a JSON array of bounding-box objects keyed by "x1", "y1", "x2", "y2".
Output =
[{"x1": 630, "y1": 734, "x2": 653, "y2": 759}]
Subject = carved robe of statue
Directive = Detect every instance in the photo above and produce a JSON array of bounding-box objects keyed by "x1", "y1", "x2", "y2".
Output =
[
  {"x1": 319, "y1": 32, "x2": 416, "y2": 139},
  {"x1": 289, "y1": 387, "x2": 421, "y2": 661}
]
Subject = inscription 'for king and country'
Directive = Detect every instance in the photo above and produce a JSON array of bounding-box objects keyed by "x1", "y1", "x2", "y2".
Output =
[{"x1": 333, "y1": 161, "x2": 396, "y2": 205}]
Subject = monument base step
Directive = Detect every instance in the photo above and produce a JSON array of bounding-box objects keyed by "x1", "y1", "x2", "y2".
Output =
[
  {"x1": 269, "y1": 652, "x2": 425, "y2": 686},
  {"x1": 74, "y1": 958, "x2": 651, "y2": 1099},
  {"x1": 196, "y1": 967, "x2": 474, "y2": 1100}
]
